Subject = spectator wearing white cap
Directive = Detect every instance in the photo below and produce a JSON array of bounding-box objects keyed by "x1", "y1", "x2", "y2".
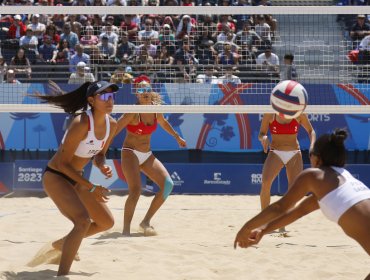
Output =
[
  {"x1": 27, "y1": 14, "x2": 46, "y2": 40},
  {"x1": 68, "y1": 62, "x2": 95, "y2": 84},
  {"x1": 159, "y1": 24, "x2": 176, "y2": 51},
  {"x1": 4, "y1": 69, "x2": 21, "y2": 84},
  {"x1": 8, "y1": 15, "x2": 27, "y2": 39}
]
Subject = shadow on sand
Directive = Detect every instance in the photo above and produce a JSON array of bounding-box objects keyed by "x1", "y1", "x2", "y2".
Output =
[{"x1": 0, "y1": 269, "x2": 97, "y2": 279}]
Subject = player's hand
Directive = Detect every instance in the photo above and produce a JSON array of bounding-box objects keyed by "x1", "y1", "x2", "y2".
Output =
[
  {"x1": 175, "y1": 135, "x2": 187, "y2": 148},
  {"x1": 91, "y1": 185, "x2": 110, "y2": 203},
  {"x1": 234, "y1": 228, "x2": 264, "y2": 249},
  {"x1": 99, "y1": 165, "x2": 113, "y2": 178},
  {"x1": 260, "y1": 135, "x2": 270, "y2": 153}
]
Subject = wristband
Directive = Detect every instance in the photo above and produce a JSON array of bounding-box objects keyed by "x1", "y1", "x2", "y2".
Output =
[{"x1": 89, "y1": 184, "x2": 98, "y2": 193}]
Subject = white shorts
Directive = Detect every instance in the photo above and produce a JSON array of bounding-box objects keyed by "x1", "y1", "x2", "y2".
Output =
[
  {"x1": 122, "y1": 148, "x2": 152, "y2": 165},
  {"x1": 270, "y1": 150, "x2": 300, "y2": 165}
]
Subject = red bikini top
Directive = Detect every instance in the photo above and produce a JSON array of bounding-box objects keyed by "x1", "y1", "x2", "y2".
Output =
[
  {"x1": 269, "y1": 115, "x2": 299, "y2": 135},
  {"x1": 126, "y1": 114, "x2": 157, "y2": 135}
]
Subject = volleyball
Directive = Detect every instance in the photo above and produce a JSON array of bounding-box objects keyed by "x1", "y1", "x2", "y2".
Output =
[{"x1": 270, "y1": 80, "x2": 308, "y2": 119}]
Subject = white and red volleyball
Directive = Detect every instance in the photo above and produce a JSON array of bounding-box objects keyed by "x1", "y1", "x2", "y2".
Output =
[{"x1": 270, "y1": 80, "x2": 308, "y2": 119}]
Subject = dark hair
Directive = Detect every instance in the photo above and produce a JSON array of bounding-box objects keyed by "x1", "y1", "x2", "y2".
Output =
[
  {"x1": 14, "y1": 47, "x2": 27, "y2": 64},
  {"x1": 284, "y1": 53, "x2": 294, "y2": 62},
  {"x1": 312, "y1": 128, "x2": 348, "y2": 167},
  {"x1": 35, "y1": 82, "x2": 93, "y2": 115}
]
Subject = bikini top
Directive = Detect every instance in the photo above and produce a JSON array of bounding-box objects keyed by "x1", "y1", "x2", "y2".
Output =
[
  {"x1": 269, "y1": 115, "x2": 299, "y2": 135},
  {"x1": 126, "y1": 113, "x2": 157, "y2": 135},
  {"x1": 62, "y1": 110, "x2": 110, "y2": 158}
]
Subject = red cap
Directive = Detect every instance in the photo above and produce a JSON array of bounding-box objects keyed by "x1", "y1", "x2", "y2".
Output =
[{"x1": 133, "y1": 75, "x2": 151, "y2": 85}]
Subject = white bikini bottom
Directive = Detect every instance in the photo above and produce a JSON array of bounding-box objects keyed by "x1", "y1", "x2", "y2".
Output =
[
  {"x1": 270, "y1": 150, "x2": 300, "y2": 165},
  {"x1": 122, "y1": 148, "x2": 152, "y2": 165}
]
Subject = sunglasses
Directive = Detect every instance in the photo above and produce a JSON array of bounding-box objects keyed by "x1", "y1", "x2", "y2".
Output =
[
  {"x1": 136, "y1": 86, "x2": 152, "y2": 94},
  {"x1": 96, "y1": 92, "x2": 116, "y2": 101}
]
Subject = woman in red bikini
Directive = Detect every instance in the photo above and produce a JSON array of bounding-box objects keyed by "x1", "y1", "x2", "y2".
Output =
[
  {"x1": 116, "y1": 75, "x2": 186, "y2": 236},
  {"x1": 258, "y1": 112, "x2": 315, "y2": 220}
]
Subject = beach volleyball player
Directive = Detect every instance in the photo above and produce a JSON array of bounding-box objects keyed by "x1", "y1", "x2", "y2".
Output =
[
  {"x1": 235, "y1": 129, "x2": 370, "y2": 258},
  {"x1": 259, "y1": 81, "x2": 316, "y2": 224},
  {"x1": 29, "y1": 81, "x2": 119, "y2": 276},
  {"x1": 115, "y1": 75, "x2": 186, "y2": 236}
]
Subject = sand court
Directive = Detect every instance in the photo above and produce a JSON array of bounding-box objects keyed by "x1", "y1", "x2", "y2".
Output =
[{"x1": 0, "y1": 195, "x2": 369, "y2": 280}]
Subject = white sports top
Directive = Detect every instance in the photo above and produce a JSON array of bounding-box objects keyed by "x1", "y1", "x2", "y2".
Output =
[
  {"x1": 62, "y1": 110, "x2": 110, "y2": 158},
  {"x1": 318, "y1": 166, "x2": 370, "y2": 223}
]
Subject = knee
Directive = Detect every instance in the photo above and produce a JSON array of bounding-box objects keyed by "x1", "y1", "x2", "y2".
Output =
[
  {"x1": 73, "y1": 214, "x2": 91, "y2": 232},
  {"x1": 128, "y1": 188, "x2": 142, "y2": 201},
  {"x1": 98, "y1": 215, "x2": 114, "y2": 231},
  {"x1": 162, "y1": 176, "x2": 174, "y2": 200}
]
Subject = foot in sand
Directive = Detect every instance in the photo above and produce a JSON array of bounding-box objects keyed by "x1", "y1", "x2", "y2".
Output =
[
  {"x1": 139, "y1": 222, "x2": 157, "y2": 237},
  {"x1": 122, "y1": 230, "x2": 131, "y2": 237}
]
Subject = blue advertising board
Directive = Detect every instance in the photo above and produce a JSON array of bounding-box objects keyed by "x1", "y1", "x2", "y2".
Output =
[
  {"x1": 5, "y1": 161, "x2": 370, "y2": 194},
  {"x1": 13, "y1": 160, "x2": 48, "y2": 191},
  {"x1": 165, "y1": 163, "x2": 280, "y2": 195}
]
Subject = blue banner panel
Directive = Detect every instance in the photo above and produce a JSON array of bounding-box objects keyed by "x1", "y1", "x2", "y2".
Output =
[
  {"x1": 13, "y1": 160, "x2": 47, "y2": 191},
  {"x1": 164, "y1": 163, "x2": 279, "y2": 195},
  {"x1": 0, "y1": 163, "x2": 14, "y2": 194},
  {"x1": 0, "y1": 83, "x2": 369, "y2": 152},
  {"x1": 88, "y1": 159, "x2": 146, "y2": 191}
]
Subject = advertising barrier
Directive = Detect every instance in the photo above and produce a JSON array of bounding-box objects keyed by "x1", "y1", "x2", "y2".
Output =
[
  {"x1": 3, "y1": 161, "x2": 370, "y2": 195},
  {"x1": 167, "y1": 163, "x2": 280, "y2": 195}
]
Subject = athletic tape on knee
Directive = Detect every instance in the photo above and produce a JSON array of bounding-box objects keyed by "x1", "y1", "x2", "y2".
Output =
[{"x1": 163, "y1": 176, "x2": 174, "y2": 200}]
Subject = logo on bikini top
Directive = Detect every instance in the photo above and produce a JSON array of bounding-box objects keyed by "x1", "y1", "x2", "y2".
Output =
[{"x1": 85, "y1": 140, "x2": 94, "y2": 145}]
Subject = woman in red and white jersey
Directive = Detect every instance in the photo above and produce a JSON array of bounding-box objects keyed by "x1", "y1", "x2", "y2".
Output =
[
  {"x1": 116, "y1": 75, "x2": 186, "y2": 236},
  {"x1": 258, "y1": 112, "x2": 315, "y2": 219}
]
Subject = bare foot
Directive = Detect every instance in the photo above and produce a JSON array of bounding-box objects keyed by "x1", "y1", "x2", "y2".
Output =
[
  {"x1": 122, "y1": 230, "x2": 131, "y2": 237},
  {"x1": 52, "y1": 242, "x2": 80, "y2": 261},
  {"x1": 139, "y1": 222, "x2": 157, "y2": 237}
]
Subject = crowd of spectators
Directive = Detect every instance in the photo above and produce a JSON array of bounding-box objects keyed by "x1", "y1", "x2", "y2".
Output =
[{"x1": 0, "y1": 0, "x2": 287, "y2": 84}]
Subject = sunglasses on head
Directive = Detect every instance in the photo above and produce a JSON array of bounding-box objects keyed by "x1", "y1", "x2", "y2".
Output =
[
  {"x1": 96, "y1": 91, "x2": 116, "y2": 101},
  {"x1": 136, "y1": 86, "x2": 152, "y2": 94}
]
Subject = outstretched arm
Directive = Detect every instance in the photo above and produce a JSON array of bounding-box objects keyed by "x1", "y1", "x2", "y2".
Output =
[
  {"x1": 157, "y1": 113, "x2": 186, "y2": 148},
  {"x1": 240, "y1": 195, "x2": 319, "y2": 248},
  {"x1": 234, "y1": 169, "x2": 316, "y2": 249}
]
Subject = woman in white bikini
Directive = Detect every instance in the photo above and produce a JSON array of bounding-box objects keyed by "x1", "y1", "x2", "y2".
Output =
[
  {"x1": 258, "y1": 113, "x2": 315, "y2": 212},
  {"x1": 31, "y1": 81, "x2": 119, "y2": 276},
  {"x1": 116, "y1": 75, "x2": 186, "y2": 236},
  {"x1": 235, "y1": 129, "x2": 370, "y2": 258}
]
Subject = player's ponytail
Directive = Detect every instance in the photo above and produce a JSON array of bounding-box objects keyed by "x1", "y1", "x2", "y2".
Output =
[{"x1": 34, "y1": 82, "x2": 93, "y2": 115}]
